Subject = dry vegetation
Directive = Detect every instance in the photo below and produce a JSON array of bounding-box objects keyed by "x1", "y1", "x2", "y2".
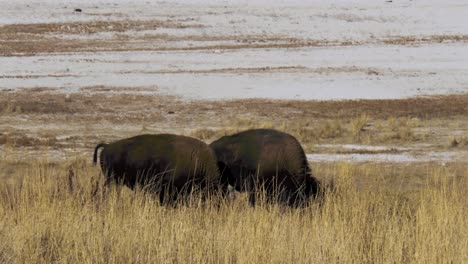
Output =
[
  {"x1": 0, "y1": 90, "x2": 467, "y2": 154},
  {"x1": 2, "y1": 16, "x2": 468, "y2": 56},
  {"x1": 0, "y1": 159, "x2": 467, "y2": 263},
  {"x1": 0, "y1": 90, "x2": 467, "y2": 262}
]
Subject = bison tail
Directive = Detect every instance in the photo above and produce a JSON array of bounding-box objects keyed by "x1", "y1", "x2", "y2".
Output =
[{"x1": 93, "y1": 143, "x2": 107, "y2": 166}]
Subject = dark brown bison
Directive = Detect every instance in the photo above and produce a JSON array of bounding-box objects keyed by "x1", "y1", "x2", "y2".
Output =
[
  {"x1": 210, "y1": 129, "x2": 322, "y2": 206},
  {"x1": 93, "y1": 134, "x2": 220, "y2": 204}
]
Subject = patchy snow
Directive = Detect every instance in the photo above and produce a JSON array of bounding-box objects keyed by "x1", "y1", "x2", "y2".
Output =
[
  {"x1": 1, "y1": 0, "x2": 468, "y2": 100},
  {"x1": 307, "y1": 151, "x2": 468, "y2": 164},
  {"x1": 2, "y1": 0, "x2": 468, "y2": 39},
  {"x1": 1, "y1": 44, "x2": 468, "y2": 100},
  {"x1": 315, "y1": 144, "x2": 410, "y2": 152}
]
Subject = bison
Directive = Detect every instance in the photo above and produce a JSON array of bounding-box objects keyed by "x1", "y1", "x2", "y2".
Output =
[
  {"x1": 210, "y1": 129, "x2": 321, "y2": 206},
  {"x1": 93, "y1": 134, "x2": 220, "y2": 204}
]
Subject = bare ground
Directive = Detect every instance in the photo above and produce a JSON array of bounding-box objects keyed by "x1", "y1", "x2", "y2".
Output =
[
  {"x1": 2, "y1": 19, "x2": 468, "y2": 56},
  {"x1": 1, "y1": 90, "x2": 467, "y2": 167}
]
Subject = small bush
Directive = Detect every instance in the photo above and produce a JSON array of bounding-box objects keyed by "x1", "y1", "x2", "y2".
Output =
[
  {"x1": 318, "y1": 120, "x2": 344, "y2": 139},
  {"x1": 350, "y1": 114, "x2": 370, "y2": 142}
]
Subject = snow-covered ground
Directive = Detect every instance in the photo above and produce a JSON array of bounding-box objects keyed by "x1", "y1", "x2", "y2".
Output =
[
  {"x1": 2, "y1": 44, "x2": 468, "y2": 100},
  {"x1": 307, "y1": 151, "x2": 468, "y2": 163},
  {"x1": 1, "y1": 0, "x2": 467, "y2": 100}
]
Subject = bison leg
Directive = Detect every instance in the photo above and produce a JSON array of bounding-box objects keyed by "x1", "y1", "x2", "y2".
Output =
[
  {"x1": 219, "y1": 180, "x2": 230, "y2": 200},
  {"x1": 247, "y1": 174, "x2": 256, "y2": 207},
  {"x1": 217, "y1": 163, "x2": 233, "y2": 199}
]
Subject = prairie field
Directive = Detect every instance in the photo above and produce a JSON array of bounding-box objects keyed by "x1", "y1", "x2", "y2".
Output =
[
  {"x1": 1, "y1": 0, "x2": 468, "y2": 263},
  {"x1": 0, "y1": 91, "x2": 467, "y2": 263},
  {"x1": 0, "y1": 158, "x2": 467, "y2": 263}
]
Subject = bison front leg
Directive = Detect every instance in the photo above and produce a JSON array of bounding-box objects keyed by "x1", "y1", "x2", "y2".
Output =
[{"x1": 247, "y1": 174, "x2": 256, "y2": 207}]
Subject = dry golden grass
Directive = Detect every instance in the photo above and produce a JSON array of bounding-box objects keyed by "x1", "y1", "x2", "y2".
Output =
[
  {"x1": 0, "y1": 132, "x2": 57, "y2": 148},
  {"x1": 350, "y1": 114, "x2": 370, "y2": 142},
  {"x1": 0, "y1": 159, "x2": 467, "y2": 263},
  {"x1": 449, "y1": 136, "x2": 468, "y2": 148},
  {"x1": 1, "y1": 91, "x2": 466, "y2": 119}
]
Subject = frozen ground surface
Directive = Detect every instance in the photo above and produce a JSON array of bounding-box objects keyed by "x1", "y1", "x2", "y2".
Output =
[
  {"x1": 307, "y1": 151, "x2": 468, "y2": 164},
  {"x1": 1, "y1": 0, "x2": 468, "y2": 100},
  {"x1": 2, "y1": 145, "x2": 466, "y2": 164},
  {"x1": 309, "y1": 144, "x2": 467, "y2": 163}
]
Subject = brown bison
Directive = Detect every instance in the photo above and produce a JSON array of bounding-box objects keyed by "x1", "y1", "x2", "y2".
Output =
[
  {"x1": 210, "y1": 129, "x2": 322, "y2": 206},
  {"x1": 93, "y1": 134, "x2": 220, "y2": 204}
]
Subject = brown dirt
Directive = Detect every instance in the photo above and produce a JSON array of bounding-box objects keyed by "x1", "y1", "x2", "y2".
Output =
[
  {"x1": 1, "y1": 90, "x2": 466, "y2": 118},
  {"x1": 0, "y1": 20, "x2": 202, "y2": 35},
  {"x1": 2, "y1": 19, "x2": 468, "y2": 56},
  {"x1": 0, "y1": 90, "x2": 467, "y2": 159},
  {"x1": 119, "y1": 66, "x2": 389, "y2": 75}
]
